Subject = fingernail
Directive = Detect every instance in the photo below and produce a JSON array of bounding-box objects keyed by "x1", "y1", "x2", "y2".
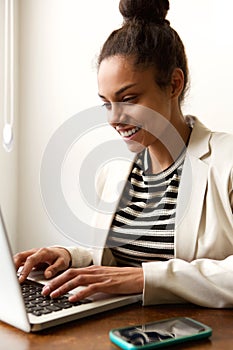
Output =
[
  {"x1": 18, "y1": 274, "x2": 24, "y2": 283},
  {"x1": 45, "y1": 270, "x2": 52, "y2": 279},
  {"x1": 42, "y1": 285, "x2": 51, "y2": 296},
  {"x1": 69, "y1": 295, "x2": 77, "y2": 302},
  {"x1": 50, "y1": 290, "x2": 60, "y2": 298}
]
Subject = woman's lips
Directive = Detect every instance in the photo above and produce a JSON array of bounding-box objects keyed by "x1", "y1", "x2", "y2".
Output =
[{"x1": 116, "y1": 126, "x2": 141, "y2": 139}]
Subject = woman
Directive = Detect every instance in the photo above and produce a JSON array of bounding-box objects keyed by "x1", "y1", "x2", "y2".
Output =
[{"x1": 14, "y1": 0, "x2": 233, "y2": 307}]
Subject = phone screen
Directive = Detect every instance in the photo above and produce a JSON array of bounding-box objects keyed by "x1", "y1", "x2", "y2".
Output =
[{"x1": 110, "y1": 317, "x2": 212, "y2": 349}]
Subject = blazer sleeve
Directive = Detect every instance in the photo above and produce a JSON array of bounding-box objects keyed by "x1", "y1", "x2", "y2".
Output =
[
  {"x1": 142, "y1": 255, "x2": 233, "y2": 308},
  {"x1": 65, "y1": 246, "x2": 93, "y2": 267}
]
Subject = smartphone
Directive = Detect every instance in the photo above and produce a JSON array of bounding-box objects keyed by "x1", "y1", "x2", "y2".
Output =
[{"x1": 109, "y1": 317, "x2": 212, "y2": 350}]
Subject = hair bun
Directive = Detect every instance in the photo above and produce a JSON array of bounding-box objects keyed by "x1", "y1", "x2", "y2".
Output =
[{"x1": 119, "y1": 0, "x2": 169, "y2": 24}]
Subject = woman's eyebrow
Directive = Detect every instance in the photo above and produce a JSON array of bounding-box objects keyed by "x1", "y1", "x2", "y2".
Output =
[{"x1": 98, "y1": 83, "x2": 137, "y2": 99}]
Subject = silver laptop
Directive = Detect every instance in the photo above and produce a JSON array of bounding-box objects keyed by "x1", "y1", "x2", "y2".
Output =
[{"x1": 0, "y1": 208, "x2": 142, "y2": 332}]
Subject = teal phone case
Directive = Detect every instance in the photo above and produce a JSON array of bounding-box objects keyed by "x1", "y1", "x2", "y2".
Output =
[{"x1": 109, "y1": 317, "x2": 212, "y2": 350}]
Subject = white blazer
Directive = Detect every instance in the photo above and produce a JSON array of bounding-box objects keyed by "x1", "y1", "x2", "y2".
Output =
[{"x1": 67, "y1": 117, "x2": 233, "y2": 308}]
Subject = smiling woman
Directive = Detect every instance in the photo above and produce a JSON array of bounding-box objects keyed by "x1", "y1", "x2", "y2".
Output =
[
  {"x1": 97, "y1": 55, "x2": 189, "y2": 167},
  {"x1": 14, "y1": 0, "x2": 233, "y2": 309}
]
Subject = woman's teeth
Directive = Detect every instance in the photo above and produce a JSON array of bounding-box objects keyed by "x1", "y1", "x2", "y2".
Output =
[{"x1": 119, "y1": 126, "x2": 140, "y2": 137}]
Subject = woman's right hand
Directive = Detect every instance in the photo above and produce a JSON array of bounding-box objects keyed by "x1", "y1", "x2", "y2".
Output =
[{"x1": 13, "y1": 247, "x2": 72, "y2": 283}]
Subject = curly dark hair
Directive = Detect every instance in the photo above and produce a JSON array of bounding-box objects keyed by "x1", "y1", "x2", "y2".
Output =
[{"x1": 98, "y1": 0, "x2": 189, "y2": 103}]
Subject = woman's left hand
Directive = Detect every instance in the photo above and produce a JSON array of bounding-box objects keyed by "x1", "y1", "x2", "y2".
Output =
[{"x1": 42, "y1": 265, "x2": 144, "y2": 302}]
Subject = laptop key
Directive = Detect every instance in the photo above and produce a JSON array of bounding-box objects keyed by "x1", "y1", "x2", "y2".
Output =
[
  {"x1": 32, "y1": 311, "x2": 42, "y2": 316},
  {"x1": 46, "y1": 304, "x2": 62, "y2": 312},
  {"x1": 21, "y1": 279, "x2": 94, "y2": 317},
  {"x1": 40, "y1": 308, "x2": 53, "y2": 315}
]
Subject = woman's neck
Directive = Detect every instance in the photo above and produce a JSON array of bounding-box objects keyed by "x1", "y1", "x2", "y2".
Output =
[{"x1": 147, "y1": 115, "x2": 191, "y2": 174}]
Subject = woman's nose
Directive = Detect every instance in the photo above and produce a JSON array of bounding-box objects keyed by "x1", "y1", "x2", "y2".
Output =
[{"x1": 107, "y1": 102, "x2": 124, "y2": 127}]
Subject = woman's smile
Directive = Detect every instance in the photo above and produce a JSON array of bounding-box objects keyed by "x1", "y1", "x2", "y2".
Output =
[{"x1": 116, "y1": 125, "x2": 141, "y2": 139}]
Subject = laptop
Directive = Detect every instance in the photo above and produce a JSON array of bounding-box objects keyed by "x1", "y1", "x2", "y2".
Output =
[{"x1": 0, "y1": 208, "x2": 142, "y2": 332}]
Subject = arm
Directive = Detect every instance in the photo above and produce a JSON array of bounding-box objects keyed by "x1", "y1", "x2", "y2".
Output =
[
  {"x1": 36, "y1": 255, "x2": 233, "y2": 308},
  {"x1": 143, "y1": 256, "x2": 233, "y2": 308},
  {"x1": 41, "y1": 265, "x2": 144, "y2": 301}
]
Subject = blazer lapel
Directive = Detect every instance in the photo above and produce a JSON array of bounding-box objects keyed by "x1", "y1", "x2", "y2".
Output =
[{"x1": 175, "y1": 117, "x2": 211, "y2": 261}]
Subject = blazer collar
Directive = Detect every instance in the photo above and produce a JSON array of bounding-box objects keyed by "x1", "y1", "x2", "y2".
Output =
[{"x1": 185, "y1": 115, "x2": 211, "y2": 159}]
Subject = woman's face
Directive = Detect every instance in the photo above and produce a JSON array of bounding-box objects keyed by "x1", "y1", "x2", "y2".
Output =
[{"x1": 97, "y1": 55, "x2": 174, "y2": 153}]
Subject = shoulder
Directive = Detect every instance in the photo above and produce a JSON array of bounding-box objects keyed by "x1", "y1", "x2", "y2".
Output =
[
  {"x1": 188, "y1": 116, "x2": 233, "y2": 164},
  {"x1": 210, "y1": 130, "x2": 233, "y2": 147},
  {"x1": 186, "y1": 117, "x2": 233, "y2": 185},
  {"x1": 209, "y1": 130, "x2": 233, "y2": 165}
]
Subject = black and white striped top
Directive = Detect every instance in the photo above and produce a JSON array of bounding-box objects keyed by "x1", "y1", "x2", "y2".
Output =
[{"x1": 107, "y1": 148, "x2": 186, "y2": 267}]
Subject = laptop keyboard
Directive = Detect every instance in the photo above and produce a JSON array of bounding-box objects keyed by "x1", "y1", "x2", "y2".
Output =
[{"x1": 21, "y1": 280, "x2": 92, "y2": 317}]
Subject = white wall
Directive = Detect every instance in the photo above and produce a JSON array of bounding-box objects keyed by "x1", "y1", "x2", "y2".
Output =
[
  {"x1": 12, "y1": 0, "x2": 233, "y2": 251},
  {"x1": 169, "y1": 0, "x2": 233, "y2": 132},
  {"x1": 17, "y1": 0, "x2": 123, "y2": 251},
  {"x1": 0, "y1": 0, "x2": 18, "y2": 251}
]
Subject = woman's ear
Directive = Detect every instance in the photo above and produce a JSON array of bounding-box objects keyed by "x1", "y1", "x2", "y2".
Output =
[{"x1": 170, "y1": 68, "x2": 184, "y2": 98}]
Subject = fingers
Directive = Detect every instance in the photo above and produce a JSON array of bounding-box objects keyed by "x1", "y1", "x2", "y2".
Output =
[
  {"x1": 68, "y1": 282, "x2": 110, "y2": 302},
  {"x1": 43, "y1": 255, "x2": 70, "y2": 279},
  {"x1": 14, "y1": 247, "x2": 71, "y2": 283},
  {"x1": 14, "y1": 249, "x2": 45, "y2": 282},
  {"x1": 17, "y1": 249, "x2": 49, "y2": 283},
  {"x1": 14, "y1": 249, "x2": 38, "y2": 270},
  {"x1": 42, "y1": 268, "x2": 91, "y2": 297}
]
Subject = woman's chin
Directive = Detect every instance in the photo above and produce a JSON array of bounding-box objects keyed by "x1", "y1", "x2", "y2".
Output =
[{"x1": 124, "y1": 139, "x2": 146, "y2": 154}]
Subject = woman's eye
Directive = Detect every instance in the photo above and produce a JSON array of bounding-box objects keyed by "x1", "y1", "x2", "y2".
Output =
[
  {"x1": 102, "y1": 96, "x2": 136, "y2": 110},
  {"x1": 122, "y1": 96, "x2": 136, "y2": 103},
  {"x1": 102, "y1": 102, "x2": 112, "y2": 110}
]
